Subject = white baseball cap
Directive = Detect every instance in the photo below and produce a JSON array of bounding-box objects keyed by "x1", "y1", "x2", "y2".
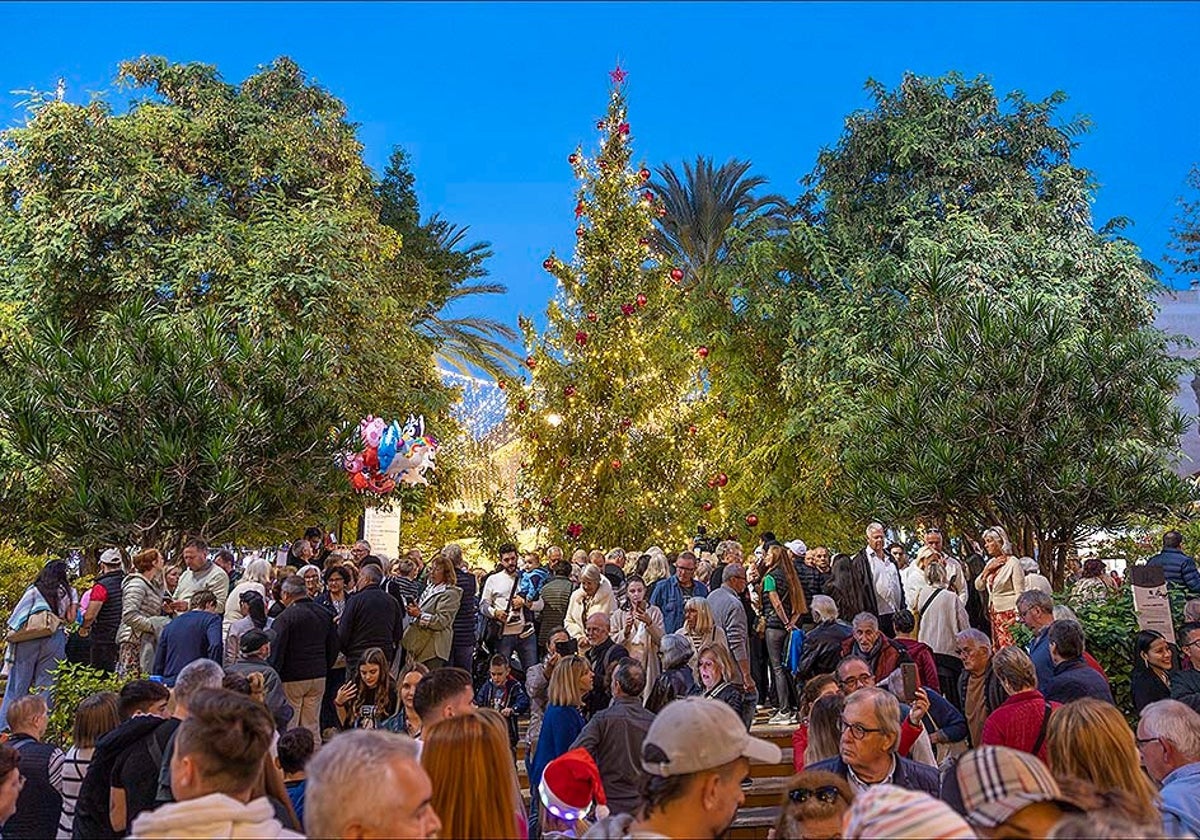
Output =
[
  {"x1": 785, "y1": 539, "x2": 807, "y2": 556},
  {"x1": 641, "y1": 697, "x2": 781, "y2": 777},
  {"x1": 99, "y1": 548, "x2": 123, "y2": 567}
]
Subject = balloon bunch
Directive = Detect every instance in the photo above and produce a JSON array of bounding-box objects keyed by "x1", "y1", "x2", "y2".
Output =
[{"x1": 343, "y1": 415, "x2": 438, "y2": 495}]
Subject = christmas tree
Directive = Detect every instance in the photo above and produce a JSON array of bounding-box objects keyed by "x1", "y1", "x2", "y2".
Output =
[{"x1": 509, "y1": 67, "x2": 709, "y2": 548}]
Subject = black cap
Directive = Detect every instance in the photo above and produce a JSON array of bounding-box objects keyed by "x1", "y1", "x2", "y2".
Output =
[{"x1": 240, "y1": 629, "x2": 272, "y2": 654}]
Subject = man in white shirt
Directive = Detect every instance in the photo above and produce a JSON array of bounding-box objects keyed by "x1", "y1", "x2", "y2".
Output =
[
  {"x1": 864, "y1": 523, "x2": 904, "y2": 636},
  {"x1": 922, "y1": 529, "x2": 968, "y2": 604},
  {"x1": 479, "y1": 543, "x2": 541, "y2": 670}
]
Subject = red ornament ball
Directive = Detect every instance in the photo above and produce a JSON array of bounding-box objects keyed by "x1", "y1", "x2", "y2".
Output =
[
  {"x1": 543, "y1": 258, "x2": 555, "y2": 271},
  {"x1": 638, "y1": 237, "x2": 651, "y2": 247},
  {"x1": 611, "y1": 459, "x2": 623, "y2": 471},
  {"x1": 525, "y1": 356, "x2": 538, "y2": 369},
  {"x1": 639, "y1": 168, "x2": 651, "y2": 181},
  {"x1": 586, "y1": 311, "x2": 599, "y2": 322},
  {"x1": 636, "y1": 293, "x2": 648, "y2": 307},
  {"x1": 670, "y1": 268, "x2": 685, "y2": 282},
  {"x1": 575, "y1": 202, "x2": 585, "y2": 218},
  {"x1": 596, "y1": 121, "x2": 606, "y2": 130},
  {"x1": 702, "y1": 501, "x2": 714, "y2": 512},
  {"x1": 745, "y1": 514, "x2": 759, "y2": 528},
  {"x1": 496, "y1": 380, "x2": 506, "y2": 391},
  {"x1": 541, "y1": 497, "x2": 552, "y2": 507},
  {"x1": 657, "y1": 206, "x2": 667, "y2": 217},
  {"x1": 575, "y1": 330, "x2": 589, "y2": 346},
  {"x1": 642, "y1": 190, "x2": 655, "y2": 202},
  {"x1": 621, "y1": 304, "x2": 635, "y2": 316},
  {"x1": 517, "y1": 399, "x2": 529, "y2": 412},
  {"x1": 565, "y1": 385, "x2": 577, "y2": 398},
  {"x1": 576, "y1": 226, "x2": 586, "y2": 237},
  {"x1": 618, "y1": 122, "x2": 630, "y2": 135},
  {"x1": 717, "y1": 473, "x2": 729, "y2": 487},
  {"x1": 697, "y1": 346, "x2": 710, "y2": 359},
  {"x1": 706, "y1": 478, "x2": 717, "y2": 489},
  {"x1": 619, "y1": 417, "x2": 632, "y2": 430},
  {"x1": 688, "y1": 424, "x2": 698, "y2": 435},
  {"x1": 598, "y1": 160, "x2": 607, "y2": 171},
  {"x1": 568, "y1": 153, "x2": 579, "y2": 165}
]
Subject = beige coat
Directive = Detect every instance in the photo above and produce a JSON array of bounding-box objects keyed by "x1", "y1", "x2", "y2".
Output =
[
  {"x1": 401, "y1": 584, "x2": 462, "y2": 663},
  {"x1": 975, "y1": 556, "x2": 1025, "y2": 613}
]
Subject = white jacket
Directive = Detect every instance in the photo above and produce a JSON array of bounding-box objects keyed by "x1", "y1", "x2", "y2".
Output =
[
  {"x1": 564, "y1": 577, "x2": 616, "y2": 641},
  {"x1": 914, "y1": 584, "x2": 970, "y2": 656},
  {"x1": 129, "y1": 794, "x2": 301, "y2": 839}
]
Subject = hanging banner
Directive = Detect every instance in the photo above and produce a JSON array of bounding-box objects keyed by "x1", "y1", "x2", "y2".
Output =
[{"x1": 1129, "y1": 564, "x2": 1175, "y2": 644}]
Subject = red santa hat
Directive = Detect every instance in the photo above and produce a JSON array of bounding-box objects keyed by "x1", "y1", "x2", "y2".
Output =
[{"x1": 539, "y1": 748, "x2": 609, "y2": 821}]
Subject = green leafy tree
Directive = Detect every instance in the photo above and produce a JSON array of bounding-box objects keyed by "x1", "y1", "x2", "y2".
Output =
[
  {"x1": 510, "y1": 71, "x2": 705, "y2": 547},
  {"x1": 768, "y1": 72, "x2": 1192, "y2": 560},
  {"x1": 0, "y1": 299, "x2": 342, "y2": 551},
  {"x1": 844, "y1": 265, "x2": 1193, "y2": 584},
  {"x1": 1168, "y1": 165, "x2": 1200, "y2": 280}
]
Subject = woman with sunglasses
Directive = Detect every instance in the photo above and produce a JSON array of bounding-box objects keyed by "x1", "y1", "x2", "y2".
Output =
[{"x1": 774, "y1": 770, "x2": 853, "y2": 840}]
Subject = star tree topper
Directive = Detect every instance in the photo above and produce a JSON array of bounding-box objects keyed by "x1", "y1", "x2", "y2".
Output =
[{"x1": 609, "y1": 63, "x2": 628, "y2": 85}]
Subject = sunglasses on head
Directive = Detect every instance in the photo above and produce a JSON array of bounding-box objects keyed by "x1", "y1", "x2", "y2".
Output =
[{"x1": 789, "y1": 785, "x2": 842, "y2": 804}]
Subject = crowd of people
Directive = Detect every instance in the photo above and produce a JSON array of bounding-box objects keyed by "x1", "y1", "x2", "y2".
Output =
[{"x1": 0, "y1": 522, "x2": 1199, "y2": 839}]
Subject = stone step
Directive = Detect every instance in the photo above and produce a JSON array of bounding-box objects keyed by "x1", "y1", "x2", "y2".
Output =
[{"x1": 729, "y1": 806, "x2": 779, "y2": 840}]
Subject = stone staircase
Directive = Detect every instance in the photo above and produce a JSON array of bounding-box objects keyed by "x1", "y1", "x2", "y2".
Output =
[{"x1": 516, "y1": 707, "x2": 795, "y2": 839}]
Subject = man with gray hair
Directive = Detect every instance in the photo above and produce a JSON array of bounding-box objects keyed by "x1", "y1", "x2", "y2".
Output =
[
  {"x1": 148, "y1": 658, "x2": 225, "y2": 810},
  {"x1": 796, "y1": 595, "x2": 852, "y2": 683},
  {"x1": 338, "y1": 562, "x2": 403, "y2": 671},
  {"x1": 706, "y1": 563, "x2": 756, "y2": 727},
  {"x1": 849, "y1": 523, "x2": 885, "y2": 629},
  {"x1": 270, "y1": 574, "x2": 339, "y2": 742},
  {"x1": 572, "y1": 658, "x2": 656, "y2": 816},
  {"x1": 809, "y1": 687, "x2": 939, "y2": 795},
  {"x1": 955, "y1": 628, "x2": 1007, "y2": 747},
  {"x1": 306, "y1": 730, "x2": 441, "y2": 839},
  {"x1": 1137, "y1": 699, "x2": 1200, "y2": 837},
  {"x1": 350, "y1": 539, "x2": 372, "y2": 565}
]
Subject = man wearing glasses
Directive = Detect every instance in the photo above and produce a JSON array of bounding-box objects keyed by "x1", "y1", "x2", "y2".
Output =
[
  {"x1": 649, "y1": 551, "x2": 708, "y2": 634},
  {"x1": 808, "y1": 687, "x2": 939, "y2": 796},
  {"x1": 1170, "y1": 621, "x2": 1200, "y2": 713},
  {"x1": 1136, "y1": 698, "x2": 1200, "y2": 837}
]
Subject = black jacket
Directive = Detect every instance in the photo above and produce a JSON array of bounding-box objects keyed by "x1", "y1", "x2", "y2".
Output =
[
  {"x1": 452, "y1": 567, "x2": 478, "y2": 649},
  {"x1": 6, "y1": 734, "x2": 61, "y2": 840},
  {"x1": 74, "y1": 715, "x2": 165, "y2": 839},
  {"x1": 91, "y1": 569, "x2": 125, "y2": 645},
  {"x1": 796, "y1": 620, "x2": 853, "y2": 682},
  {"x1": 849, "y1": 549, "x2": 881, "y2": 617},
  {"x1": 339, "y1": 583, "x2": 403, "y2": 664},
  {"x1": 585, "y1": 638, "x2": 629, "y2": 716},
  {"x1": 269, "y1": 596, "x2": 339, "y2": 682}
]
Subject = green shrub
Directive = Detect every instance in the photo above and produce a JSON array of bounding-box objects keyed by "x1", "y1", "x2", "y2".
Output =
[{"x1": 35, "y1": 660, "x2": 127, "y2": 748}]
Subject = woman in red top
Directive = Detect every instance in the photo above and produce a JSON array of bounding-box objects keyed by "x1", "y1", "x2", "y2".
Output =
[{"x1": 981, "y1": 646, "x2": 1058, "y2": 761}]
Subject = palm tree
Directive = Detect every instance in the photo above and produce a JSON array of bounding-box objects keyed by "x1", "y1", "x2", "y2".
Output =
[
  {"x1": 652, "y1": 157, "x2": 789, "y2": 281},
  {"x1": 408, "y1": 216, "x2": 519, "y2": 379}
]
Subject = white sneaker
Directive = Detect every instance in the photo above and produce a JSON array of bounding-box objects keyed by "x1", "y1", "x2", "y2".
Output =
[{"x1": 767, "y1": 711, "x2": 792, "y2": 725}]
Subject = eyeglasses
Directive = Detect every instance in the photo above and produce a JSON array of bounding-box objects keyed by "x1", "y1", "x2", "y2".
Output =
[
  {"x1": 1182, "y1": 639, "x2": 1200, "y2": 650},
  {"x1": 789, "y1": 785, "x2": 843, "y2": 804},
  {"x1": 839, "y1": 674, "x2": 873, "y2": 690},
  {"x1": 1135, "y1": 735, "x2": 1162, "y2": 750},
  {"x1": 838, "y1": 717, "x2": 885, "y2": 739}
]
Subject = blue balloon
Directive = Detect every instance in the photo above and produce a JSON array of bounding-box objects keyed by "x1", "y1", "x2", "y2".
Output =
[{"x1": 377, "y1": 423, "x2": 399, "y2": 473}]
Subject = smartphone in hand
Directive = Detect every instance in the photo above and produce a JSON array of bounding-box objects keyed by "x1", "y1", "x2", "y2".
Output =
[{"x1": 900, "y1": 662, "x2": 919, "y2": 704}]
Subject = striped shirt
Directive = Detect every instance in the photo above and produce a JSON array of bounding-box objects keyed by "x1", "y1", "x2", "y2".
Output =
[{"x1": 57, "y1": 745, "x2": 92, "y2": 840}]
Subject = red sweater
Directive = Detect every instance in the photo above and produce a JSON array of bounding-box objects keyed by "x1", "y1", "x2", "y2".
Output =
[{"x1": 981, "y1": 689, "x2": 1060, "y2": 762}]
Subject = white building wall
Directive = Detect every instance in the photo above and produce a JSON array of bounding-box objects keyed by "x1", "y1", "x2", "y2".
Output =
[{"x1": 1157, "y1": 286, "x2": 1200, "y2": 477}]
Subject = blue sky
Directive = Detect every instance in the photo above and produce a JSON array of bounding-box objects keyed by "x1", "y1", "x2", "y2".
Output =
[{"x1": 3, "y1": 1, "x2": 1198, "y2": 345}]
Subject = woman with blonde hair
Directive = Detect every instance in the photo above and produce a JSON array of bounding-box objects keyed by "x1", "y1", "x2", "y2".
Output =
[
  {"x1": 530, "y1": 655, "x2": 593, "y2": 796},
  {"x1": 681, "y1": 598, "x2": 728, "y2": 680},
  {"x1": 117, "y1": 548, "x2": 171, "y2": 675},
  {"x1": 974, "y1": 525, "x2": 1025, "y2": 648},
  {"x1": 642, "y1": 549, "x2": 669, "y2": 597},
  {"x1": 1045, "y1": 697, "x2": 1160, "y2": 827},
  {"x1": 223, "y1": 557, "x2": 272, "y2": 637},
  {"x1": 696, "y1": 642, "x2": 744, "y2": 722},
  {"x1": 422, "y1": 711, "x2": 521, "y2": 839}
]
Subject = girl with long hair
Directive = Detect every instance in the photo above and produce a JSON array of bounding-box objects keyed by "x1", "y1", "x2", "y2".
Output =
[
  {"x1": 1045, "y1": 697, "x2": 1160, "y2": 827},
  {"x1": 530, "y1": 655, "x2": 592, "y2": 804},
  {"x1": 333, "y1": 647, "x2": 398, "y2": 730},
  {"x1": 1130, "y1": 629, "x2": 1174, "y2": 713},
  {"x1": 681, "y1": 597, "x2": 728, "y2": 681},
  {"x1": 975, "y1": 526, "x2": 1025, "y2": 648},
  {"x1": 824, "y1": 553, "x2": 868, "y2": 621},
  {"x1": 389, "y1": 661, "x2": 429, "y2": 738},
  {"x1": 225, "y1": 589, "x2": 270, "y2": 667},
  {"x1": 58, "y1": 691, "x2": 120, "y2": 839},
  {"x1": 423, "y1": 711, "x2": 521, "y2": 839},
  {"x1": 763, "y1": 544, "x2": 807, "y2": 724}
]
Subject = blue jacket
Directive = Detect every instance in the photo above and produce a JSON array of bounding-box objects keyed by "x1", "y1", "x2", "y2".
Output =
[
  {"x1": 809, "y1": 754, "x2": 939, "y2": 797},
  {"x1": 649, "y1": 575, "x2": 709, "y2": 634},
  {"x1": 922, "y1": 687, "x2": 969, "y2": 744},
  {"x1": 1028, "y1": 627, "x2": 1055, "y2": 690},
  {"x1": 1145, "y1": 548, "x2": 1200, "y2": 594},
  {"x1": 153, "y1": 610, "x2": 222, "y2": 684},
  {"x1": 1045, "y1": 657, "x2": 1115, "y2": 705},
  {"x1": 1160, "y1": 761, "x2": 1200, "y2": 838},
  {"x1": 530, "y1": 704, "x2": 586, "y2": 791}
]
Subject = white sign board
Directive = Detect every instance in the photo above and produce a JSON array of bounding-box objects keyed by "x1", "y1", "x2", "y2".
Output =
[
  {"x1": 362, "y1": 505, "x2": 402, "y2": 562},
  {"x1": 1130, "y1": 565, "x2": 1175, "y2": 644}
]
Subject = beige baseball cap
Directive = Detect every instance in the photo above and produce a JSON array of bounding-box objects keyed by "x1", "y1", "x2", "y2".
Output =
[{"x1": 641, "y1": 697, "x2": 781, "y2": 777}]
